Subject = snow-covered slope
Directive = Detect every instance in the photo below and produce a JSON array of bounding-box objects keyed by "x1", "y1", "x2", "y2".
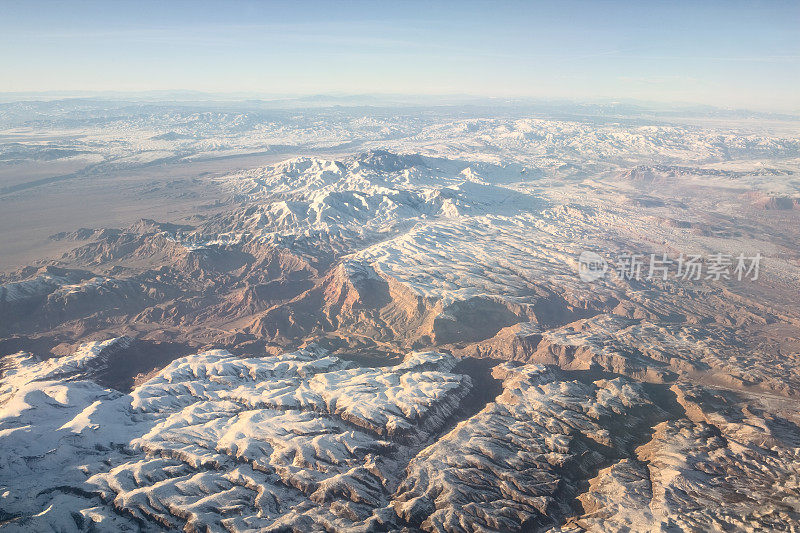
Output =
[
  {"x1": 0, "y1": 340, "x2": 472, "y2": 531},
  {"x1": 3, "y1": 340, "x2": 797, "y2": 532},
  {"x1": 216, "y1": 151, "x2": 544, "y2": 254}
]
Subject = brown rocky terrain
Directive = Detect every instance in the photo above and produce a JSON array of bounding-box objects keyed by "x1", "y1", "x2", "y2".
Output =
[{"x1": 1, "y1": 109, "x2": 799, "y2": 531}]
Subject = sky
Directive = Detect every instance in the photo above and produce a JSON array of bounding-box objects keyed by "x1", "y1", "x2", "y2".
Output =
[{"x1": 1, "y1": 0, "x2": 798, "y2": 111}]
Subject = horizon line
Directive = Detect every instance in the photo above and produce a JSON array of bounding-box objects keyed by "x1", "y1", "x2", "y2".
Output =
[{"x1": 0, "y1": 90, "x2": 798, "y2": 116}]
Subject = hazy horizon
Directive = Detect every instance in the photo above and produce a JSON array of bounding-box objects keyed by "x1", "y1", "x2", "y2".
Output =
[{"x1": 2, "y1": 0, "x2": 798, "y2": 112}]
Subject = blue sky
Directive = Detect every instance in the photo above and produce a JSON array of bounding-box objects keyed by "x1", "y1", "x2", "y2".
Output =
[{"x1": 1, "y1": 0, "x2": 798, "y2": 110}]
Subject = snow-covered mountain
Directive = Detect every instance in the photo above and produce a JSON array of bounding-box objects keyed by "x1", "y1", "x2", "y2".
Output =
[{"x1": 2, "y1": 102, "x2": 800, "y2": 531}]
